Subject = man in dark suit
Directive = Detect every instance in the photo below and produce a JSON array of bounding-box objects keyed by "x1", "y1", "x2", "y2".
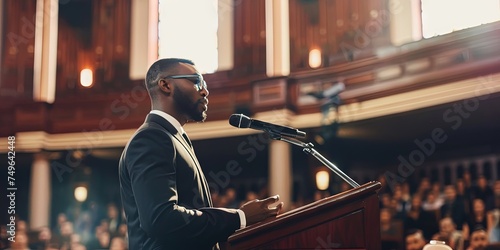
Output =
[
  {"x1": 440, "y1": 185, "x2": 467, "y2": 230},
  {"x1": 119, "y1": 58, "x2": 283, "y2": 250}
]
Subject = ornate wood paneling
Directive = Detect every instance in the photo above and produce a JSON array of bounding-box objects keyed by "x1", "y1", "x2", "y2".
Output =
[
  {"x1": 289, "y1": 0, "x2": 389, "y2": 71},
  {"x1": 0, "y1": 0, "x2": 37, "y2": 100},
  {"x1": 56, "y1": 0, "x2": 131, "y2": 97},
  {"x1": 56, "y1": 20, "x2": 87, "y2": 96},
  {"x1": 225, "y1": 182, "x2": 382, "y2": 250},
  {"x1": 3, "y1": 21, "x2": 500, "y2": 137},
  {"x1": 233, "y1": 0, "x2": 267, "y2": 76}
]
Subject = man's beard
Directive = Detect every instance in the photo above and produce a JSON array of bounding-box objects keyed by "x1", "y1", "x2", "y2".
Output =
[{"x1": 173, "y1": 88, "x2": 207, "y2": 122}]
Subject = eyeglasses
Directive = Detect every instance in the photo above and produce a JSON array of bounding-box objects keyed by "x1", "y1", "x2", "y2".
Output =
[{"x1": 164, "y1": 74, "x2": 207, "y2": 91}]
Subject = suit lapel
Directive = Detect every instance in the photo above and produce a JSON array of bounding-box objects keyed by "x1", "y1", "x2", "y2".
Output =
[{"x1": 145, "y1": 114, "x2": 213, "y2": 207}]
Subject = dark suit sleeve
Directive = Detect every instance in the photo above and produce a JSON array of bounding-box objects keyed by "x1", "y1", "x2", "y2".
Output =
[{"x1": 125, "y1": 127, "x2": 240, "y2": 245}]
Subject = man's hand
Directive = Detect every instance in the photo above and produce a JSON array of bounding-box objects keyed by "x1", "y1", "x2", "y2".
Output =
[{"x1": 239, "y1": 195, "x2": 283, "y2": 226}]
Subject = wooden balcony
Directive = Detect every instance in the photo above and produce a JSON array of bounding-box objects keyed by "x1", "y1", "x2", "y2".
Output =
[{"x1": 2, "y1": 21, "x2": 500, "y2": 139}]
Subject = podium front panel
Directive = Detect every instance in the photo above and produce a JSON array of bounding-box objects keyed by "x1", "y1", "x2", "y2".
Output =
[{"x1": 224, "y1": 181, "x2": 382, "y2": 250}]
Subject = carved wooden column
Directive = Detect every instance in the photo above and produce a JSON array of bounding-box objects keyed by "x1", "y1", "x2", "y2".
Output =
[
  {"x1": 268, "y1": 140, "x2": 292, "y2": 211},
  {"x1": 29, "y1": 153, "x2": 51, "y2": 229}
]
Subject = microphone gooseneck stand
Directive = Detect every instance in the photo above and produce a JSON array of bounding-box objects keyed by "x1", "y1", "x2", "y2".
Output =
[{"x1": 267, "y1": 131, "x2": 360, "y2": 188}]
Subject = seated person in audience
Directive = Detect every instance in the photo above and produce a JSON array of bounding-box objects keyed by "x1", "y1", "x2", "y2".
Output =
[
  {"x1": 70, "y1": 243, "x2": 87, "y2": 250},
  {"x1": 52, "y1": 213, "x2": 68, "y2": 241},
  {"x1": 457, "y1": 178, "x2": 473, "y2": 214},
  {"x1": 432, "y1": 182, "x2": 445, "y2": 200},
  {"x1": 441, "y1": 185, "x2": 467, "y2": 231},
  {"x1": 8, "y1": 232, "x2": 30, "y2": 250},
  {"x1": 377, "y1": 174, "x2": 391, "y2": 195},
  {"x1": 406, "y1": 229, "x2": 427, "y2": 250},
  {"x1": 393, "y1": 187, "x2": 410, "y2": 220},
  {"x1": 474, "y1": 176, "x2": 494, "y2": 205},
  {"x1": 463, "y1": 172, "x2": 473, "y2": 191},
  {"x1": 486, "y1": 180, "x2": 500, "y2": 211},
  {"x1": 466, "y1": 227, "x2": 489, "y2": 250},
  {"x1": 463, "y1": 199, "x2": 488, "y2": 239},
  {"x1": 381, "y1": 208, "x2": 400, "y2": 237},
  {"x1": 380, "y1": 193, "x2": 392, "y2": 208},
  {"x1": 97, "y1": 230, "x2": 111, "y2": 249},
  {"x1": 0, "y1": 226, "x2": 9, "y2": 249},
  {"x1": 381, "y1": 208, "x2": 403, "y2": 249},
  {"x1": 433, "y1": 217, "x2": 464, "y2": 250},
  {"x1": 57, "y1": 221, "x2": 74, "y2": 250},
  {"x1": 110, "y1": 236, "x2": 128, "y2": 250},
  {"x1": 405, "y1": 195, "x2": 440, "y2": 241},
  {"x1": 423, "y1": 191, "x2": 444, "y2": 212},
  {"x1": 487, "y1": 180, "x2": 500, "y2": 243},
  {"x1": 487, "y1": 208, "x2": 500, "y2": 243},
  {"x1": 30, "y1": 226, "x2": 56, "y2": 250},
  {"x1": 402, "y1": 183, "x2": 412, "y2": 201},
  {"x1": 416, "y1": 177, "x2": 432, "y2": 197}
]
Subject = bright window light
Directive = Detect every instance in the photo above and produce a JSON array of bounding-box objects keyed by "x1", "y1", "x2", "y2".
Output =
[
  {"x1": 158, "y1": 0, "x2": 218, "y2": 73},
  {"x1": 421, "y1": 0, "x2": 500, "y2": 38}
]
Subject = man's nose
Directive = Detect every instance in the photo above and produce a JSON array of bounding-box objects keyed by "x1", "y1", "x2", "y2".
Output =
[{"x1": 200, "y1": 88, "x2": 209, "y2": 97}]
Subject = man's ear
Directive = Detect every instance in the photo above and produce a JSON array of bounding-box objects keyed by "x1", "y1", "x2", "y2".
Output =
[{"x1": 158, "y1": 79, "x2": 172, "y2": 95}]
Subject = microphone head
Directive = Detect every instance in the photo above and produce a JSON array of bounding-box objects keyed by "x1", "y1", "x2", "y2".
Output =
[
  {"x1": 229, "y1": 114, "x2": 252, "y2": 128},
  {"x1": 322, "y1": 82, "x2": 345, "y2": 98}
]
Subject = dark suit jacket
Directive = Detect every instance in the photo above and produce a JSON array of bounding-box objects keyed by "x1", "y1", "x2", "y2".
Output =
[
  {"x1": 440, "y1": 197, "x2": 467, "y2": 230},
  {"x1": 119, "y1": 114, "x2": 240, "y2": 250}
]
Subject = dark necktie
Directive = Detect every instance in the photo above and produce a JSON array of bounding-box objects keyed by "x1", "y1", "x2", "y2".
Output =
[
  {"x1": 181, "y1": 132, "x2": 211, "y2": 206},
  {"x1": 182, "y1": 133, "x2": 192, "y2": 148}
]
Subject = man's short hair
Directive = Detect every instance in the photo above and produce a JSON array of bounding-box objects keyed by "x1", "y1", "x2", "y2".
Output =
[
  {"x1": 145, "y1": 58, "x2": 195, "y2": 90},
  {"x1": 406, "y1": 229, "x2": 425, "y2": 239},
  {"x1": 471, "y1": 225, "x2": 487, "y2": 233}
]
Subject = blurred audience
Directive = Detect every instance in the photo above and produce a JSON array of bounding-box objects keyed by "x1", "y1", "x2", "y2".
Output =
[
  {"x1": 3, "y1": 171, "x2": 500, "y2": 250},
  {"x1": 381, "y1": 172, "x2": 500, "y2": 250}
]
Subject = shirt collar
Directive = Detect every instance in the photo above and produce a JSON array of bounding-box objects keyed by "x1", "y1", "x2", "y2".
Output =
[{"x1": 149, "y1": 110, "x2": 186, "y2": 134}]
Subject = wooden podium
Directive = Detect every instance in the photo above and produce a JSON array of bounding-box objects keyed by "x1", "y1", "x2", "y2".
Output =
[{"x1": 222, "y1": 181, "x2": 382, "y2": 250}]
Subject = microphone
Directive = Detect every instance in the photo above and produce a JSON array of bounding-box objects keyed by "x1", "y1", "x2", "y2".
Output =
[
  {"x1": 323, "y1": 82, "x2": 345, "y2": 98},
  {"x1": 306, "y1": 82, "x2": 345, "y2": 99},
  {"x1": 229, "y1": 114, "x2": 306, "y2": 138}
]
